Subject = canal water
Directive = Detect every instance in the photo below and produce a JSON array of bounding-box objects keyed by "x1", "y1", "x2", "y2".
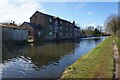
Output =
[{"x1": 1, "y1": 37, "x2": 105, "y2": 78}]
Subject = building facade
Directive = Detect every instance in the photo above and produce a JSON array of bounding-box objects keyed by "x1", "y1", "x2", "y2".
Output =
[{"x1": 25, "y1": 11, "x2": 80, "y2": 41}]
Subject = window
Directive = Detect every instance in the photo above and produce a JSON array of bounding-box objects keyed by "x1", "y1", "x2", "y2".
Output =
[
  {"x1": 55, "y1": 20, "x2": 58, "y2": 25},
  {"x1": 76, "y1": 28, "x2": 77, "y2": 31},
  {"x1": 55, "y1": 30, "x2": 57, "y2": 33},
  {"x1": 28, "y1": 31, "x2": 31, "y2": 36},
  {"x1": 76, "y1": 33, "x2": 77, "y2": 36},
  {"x1": 60, "y1": 21, "x2": 62, "y2": 24},
  {"x1": 55, "y1": 26, "x2": 58, "y2": 30},
  {"x1": 66, "y1": 33, "x2": 68, "y2": 36},
  {"x1": 49, "y1": 25, "x2": 52, "y2": 30},
  {"x1": 60, "y1": 32, "x2": 62, "y2": 36},
  {"x1": 49, "y1": 32, "x2": 52, "y2": 35},
  {"x1": 49, "y1": 18, "x2": 52, "y2": 22},
  {"x1": 66, "y1": 23, "x2": 68, "y2": 26},
  {"x1": 60, "y1": 26, "x2": 62, "y2": 30},
  {"x1": 38, "y1": 32, "x2": 41, "y2": 37},
  {"x1": 66, "y1": 28, "x2": 68, "y2": 31}
]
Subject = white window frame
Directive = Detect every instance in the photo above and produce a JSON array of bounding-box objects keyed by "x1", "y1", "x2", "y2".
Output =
[
  {"x1": 49, "y1": 18, "x2": 52, "y2": 22},
  {"x1": 49, "y1": 32, "x2": 52, "y2": 35},
  {"x1": 38, "y1": 32, "x2": 41, "y2": 37}
]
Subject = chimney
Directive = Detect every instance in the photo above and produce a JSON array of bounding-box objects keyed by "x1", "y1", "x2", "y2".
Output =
[{"x1": 73, "y1": 21, "x2": 75, "y2": 26}]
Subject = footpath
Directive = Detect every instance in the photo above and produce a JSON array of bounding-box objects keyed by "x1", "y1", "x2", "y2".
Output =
[{"x1": 113, "y1": 40, "x2": 120, "y2": 79}]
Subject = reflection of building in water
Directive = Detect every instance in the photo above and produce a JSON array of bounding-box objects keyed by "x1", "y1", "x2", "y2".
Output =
[{"x1": 2, "y1": 41, "x2": 78, "y2": 68}]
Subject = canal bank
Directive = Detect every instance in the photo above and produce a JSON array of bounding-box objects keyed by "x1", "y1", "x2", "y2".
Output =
[{"x1": 61, "y1": 37, "x2": 114, "y2": 78}]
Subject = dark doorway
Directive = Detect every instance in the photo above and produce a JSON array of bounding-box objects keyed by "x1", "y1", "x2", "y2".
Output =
[{"x1": 55, "y1": 33, "x2": 59, "y2": 40}]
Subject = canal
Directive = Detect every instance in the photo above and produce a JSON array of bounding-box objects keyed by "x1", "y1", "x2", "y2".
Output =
[{"x1": 1, "y1": 37, "x2": 105, "y2": 78}]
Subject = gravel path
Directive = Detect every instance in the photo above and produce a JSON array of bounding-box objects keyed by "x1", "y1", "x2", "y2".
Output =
[{"x1": 113, "y1": 40, "x2": 120, "y2": 79}]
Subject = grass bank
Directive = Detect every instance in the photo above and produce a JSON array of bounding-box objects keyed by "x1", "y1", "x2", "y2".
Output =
[{"x1": 61, "y1": 37, "x2": 114, "y2": 78}]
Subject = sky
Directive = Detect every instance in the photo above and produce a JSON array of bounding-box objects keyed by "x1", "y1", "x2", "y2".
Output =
[{"x1": 0, "y1": 0, "x2": 118, "y2": 29}]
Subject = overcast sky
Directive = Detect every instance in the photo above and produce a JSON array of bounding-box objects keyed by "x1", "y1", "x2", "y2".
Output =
[{"x1": 0, "y1": 0, "x2": 118, "y2": 28}]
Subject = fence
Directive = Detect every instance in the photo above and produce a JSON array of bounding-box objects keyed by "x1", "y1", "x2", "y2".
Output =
[{"x1": 1, "y1": 26, "x2": 28, "y2": 44}]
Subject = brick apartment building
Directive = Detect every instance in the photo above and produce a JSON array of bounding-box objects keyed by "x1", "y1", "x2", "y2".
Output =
[{"x1": 22, "y1": 11, "x2": 80, "y2": 41}]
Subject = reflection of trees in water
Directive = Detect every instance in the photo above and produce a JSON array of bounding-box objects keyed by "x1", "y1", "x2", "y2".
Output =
[
  {"x1": 94, "y1": 39, "x2": 101, "y2": 45},
  {"x1": 2, "y1": 41, "x2": 78, "y2": 69},
  {"x1": 85, "y1": 39, "x2": 94, "y2": 44}
]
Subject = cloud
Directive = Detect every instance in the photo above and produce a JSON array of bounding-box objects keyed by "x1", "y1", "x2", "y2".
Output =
[
  {"x1": 75, "y1": 3, "x2": 86, "y2": 10},
  {"x1": 100, "y1": 24, "x2": 103, "y2": 26},
  {"x1": 87, "y1": 23, "x2": 97, "y2": 27},
  {"x1": 0, "y1": 0, "x2": 47, "y2": 24},
  {"x1": 88, "y1": 11, "x2": 92, "y2": 15},
  {"x1": 33, "y1": 0, "x2": 118, "y2": 2}
]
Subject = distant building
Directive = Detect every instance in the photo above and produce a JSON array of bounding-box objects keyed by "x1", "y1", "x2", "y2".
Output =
[{"x1": 22, "y1": 11, "x2": 80, "y2": 41}]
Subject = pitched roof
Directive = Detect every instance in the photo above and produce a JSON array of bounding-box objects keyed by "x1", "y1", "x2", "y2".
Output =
[
  {"x1": 23, "y1": 22, "x2": 44, "y2": 30},
  {"x1": 30, "y1": 11, "x2": 72, "y2": 24}
]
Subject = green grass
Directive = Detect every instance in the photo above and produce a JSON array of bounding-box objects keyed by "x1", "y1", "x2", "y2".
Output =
[{"x1": 61, "y1": 37, "x2": 114, "y2": 78}]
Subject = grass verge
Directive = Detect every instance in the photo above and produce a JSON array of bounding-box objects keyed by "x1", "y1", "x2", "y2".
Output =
[{"x1": 61, "y1": 37, "x2": 114, "y2": 78}]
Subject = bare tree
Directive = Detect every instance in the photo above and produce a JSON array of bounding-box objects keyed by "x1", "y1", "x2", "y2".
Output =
[{"x1": 105, "y1": 14, "x2": 119, "y2": 36}]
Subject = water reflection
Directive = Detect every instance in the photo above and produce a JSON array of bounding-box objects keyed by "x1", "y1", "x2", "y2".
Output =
[
  {"x1": 3, "y1": 41, "x2": 77, "y2": 68},
  {"x1": 2, "y1": 37, "x2": 105, "y2": 78}
]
